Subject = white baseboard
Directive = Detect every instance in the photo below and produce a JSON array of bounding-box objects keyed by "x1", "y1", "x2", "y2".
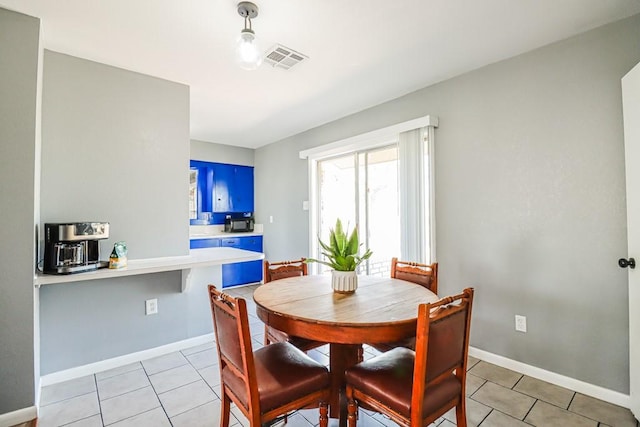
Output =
[
  {"x1": 40, "y1": 333, "x2": 215, "y2": 387},
  {"x1": 0, "y1": 406, "x2": 37, "y2": 427},
  {"x1": 469, "y1": 346, "x2": 630, "y2": 408}
]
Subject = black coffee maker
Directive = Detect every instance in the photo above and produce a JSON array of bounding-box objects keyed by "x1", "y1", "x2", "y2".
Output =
[{"x1": 43, "y1": 222, "x2": 110, "y2": 274}]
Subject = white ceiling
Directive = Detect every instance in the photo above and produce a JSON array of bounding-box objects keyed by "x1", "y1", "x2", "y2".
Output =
[{"x1": 2, "y1": 1, "x2": 640, "y2": 148}]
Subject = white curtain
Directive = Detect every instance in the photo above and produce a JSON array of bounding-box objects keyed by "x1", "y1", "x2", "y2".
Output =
[
  {"x1": 398, "y1": 125, "x2": 436, "y2": 263},
  {"x1": 427, "y1": 125, "x2": 436, "y2": 262}
]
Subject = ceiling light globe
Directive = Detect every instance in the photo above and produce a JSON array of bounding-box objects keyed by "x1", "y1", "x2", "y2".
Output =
[{"x1": 236, "y1": 30, "x2": 262, "y2": 70}]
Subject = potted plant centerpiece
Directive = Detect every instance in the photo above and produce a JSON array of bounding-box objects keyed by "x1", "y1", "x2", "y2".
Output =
[{"x1": 306, "y1": 219, "x2": 372, "y2": 293}]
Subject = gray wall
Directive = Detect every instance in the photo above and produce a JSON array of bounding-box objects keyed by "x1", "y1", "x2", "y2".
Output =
[
  {"x1": 255, "y1": 140, "x2": 310, "y2": 259},
  {"x1": 39, "y1": 269, "x2": 217, "y2": 373},
  {"x1": 38, "y1": 51, "x2": 209, "y2": 374},
  {"x1": 41, "y1": 51, "x2": 189, "y2": 259},
  {"x1": 0, "y1": 7, "x2": 40, "y2": 414},
  {"x1": 255, "y1": 15, "x2": 640, "y2": 393},
  {"x1": 190, "y1": 139, "x2": 254, "y2": 166}
]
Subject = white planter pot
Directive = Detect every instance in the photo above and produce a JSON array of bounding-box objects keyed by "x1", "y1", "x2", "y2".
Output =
[{"x1": 332, "y1": 270, "x2": 358, "y2": 294}]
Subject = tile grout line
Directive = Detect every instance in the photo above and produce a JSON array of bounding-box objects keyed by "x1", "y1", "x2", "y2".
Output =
[
  {"x1": 566, "y1": 390, "x2": 577, "y2": 410},
  {"x1": 156, "y1": 378, "x2": 204, "y2": 400},
  {"x1": 38, "y1": 389, "x2": 97, "y2": 412},
  {"x1": 107, "y1": 407, "x2": 169, "y2": 427},
  {"x1": 140, "y1": 358, "x2": 173, "y2": 426},
  {"x1": 57, "y1": 413, "x2": 102, "y2": 427},
  {"x1": 475, "y1": 408, "x2": 493, "y2": 426},
  {"x1": 511, "y1": 374, "x2": 525, "y2": 390},
  {"x1": 162, "y1": 354, "x2": 221, "y2": 420},
  {"x1": 93, "y1": 374, "x2": 105, "y2": 427},
  {"x1": 510, "y1": 375, "x2": 580, "y2": 412},
  {"x1": 520, "y1": 396, "x2": 538, "y2": 423},
  {"x1": 563, "y1": 391, "x2": 607, "y2": 424}
]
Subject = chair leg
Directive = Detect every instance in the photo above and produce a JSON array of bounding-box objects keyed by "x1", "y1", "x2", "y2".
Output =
[
  {"x1": 347, "y1": 401, "x2": 358, "y2": 427},
  {"x1": 346, "y1": 387, "x2": 358, "y2": 427},
  {"x1": 220, "y1": 394, "x2": 231, "y2": 427},
  {"x1": 455, "y1": 400, "x2": 467, "y2": 427},
  {"x1": 319, "y1": 402, "x2": 329, "y2": 427},
  {"x1": 264, "y1": 325, "x2": 271, "y2": 346}
]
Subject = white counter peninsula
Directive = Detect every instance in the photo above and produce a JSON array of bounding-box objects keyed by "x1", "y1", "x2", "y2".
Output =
[{"x1": 34, "y1": 247, "x2": 264, "y2": 292}]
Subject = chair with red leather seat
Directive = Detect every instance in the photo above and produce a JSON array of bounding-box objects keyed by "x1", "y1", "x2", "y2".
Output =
[
  {"x1": 345, "y1": 288, "x2": 474, "y2": 427},
  {"x1": 262, "y1": 258, "x2": 327, "y2": 352},
  {"x1": 208, "y1": 285, "x2": 330, "y2": 427}
]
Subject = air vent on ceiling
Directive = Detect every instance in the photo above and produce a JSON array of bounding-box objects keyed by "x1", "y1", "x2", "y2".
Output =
[{"x1": 263, "y1": 44, "x2": 308, "y2": 70}]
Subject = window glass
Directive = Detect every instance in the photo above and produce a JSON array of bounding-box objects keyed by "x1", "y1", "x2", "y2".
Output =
[
  {"x1": 317, "y1": 145, "x2": 399, "y2": 276},
  {"x1": 189, "y1": 168, "x2": 198, "y2": 220}
]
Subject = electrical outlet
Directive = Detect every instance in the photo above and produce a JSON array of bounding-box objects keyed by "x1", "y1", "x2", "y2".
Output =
[
  {"x1": 515, "y1": 315, "x2": 527, "y2": 332},
  {"x1": 269, "y1": 215, "x2": 273, "y2": 223},
  {"x1": 145, "y1": 299, "x2": 158, "y2": 315}
]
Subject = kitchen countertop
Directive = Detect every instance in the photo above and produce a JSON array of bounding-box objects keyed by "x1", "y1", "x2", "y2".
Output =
[
  {"x1": 34, "y1": 247, "x2": 264, "y2": 290},
  {"x1": 189, "y1": 224, "x2": 263, "y2": 240}
]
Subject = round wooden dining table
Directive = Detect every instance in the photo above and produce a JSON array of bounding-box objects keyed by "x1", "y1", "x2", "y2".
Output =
[{"x1": 253, "y1": 274, "x2": 438, "y2": 424}]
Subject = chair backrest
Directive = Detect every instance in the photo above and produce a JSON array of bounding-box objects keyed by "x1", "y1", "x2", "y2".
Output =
[
  {"x1": 208, "y1": 285, "x2": 259, "y2": 411},
  {"x1": 411, "y1": 288, "x2": 474, "y2": 424},
  {"x1": 264, "y1": 258, "x2": 308, "y2": 283},
  {"x1": 390, "y1": 257, "x2": 438, "y2": 294}
]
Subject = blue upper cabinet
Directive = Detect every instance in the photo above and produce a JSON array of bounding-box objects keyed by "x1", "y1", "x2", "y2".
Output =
[
  {"x1": 190, "y1": 160, "x2": 254, "y2": 224},
  {"x1": 213, "y1": 163, "x2": 254, "y2": 213},
  {"x1": 228, "y1": 164, "x2": 254, "y2": 213},
  {"x1": 213, "y1": 163, "x2": 231, "y2": 213}
]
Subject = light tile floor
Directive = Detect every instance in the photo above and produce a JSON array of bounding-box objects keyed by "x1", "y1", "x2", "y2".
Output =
[{"x1": 37, "y1": 285, "x2": 639, "y2": 427}]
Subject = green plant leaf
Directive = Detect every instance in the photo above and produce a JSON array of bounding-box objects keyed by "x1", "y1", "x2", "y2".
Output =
[
  {"x1": 318, "y1": 238, "x2": 332, "y2": 253},
  {"x1": 346, "y1": 227, "x2": 359, "y2": 255},
  {"x1": 329, "y1": 227, "x2": 338, "y2": 253},
  {"x1": 335, "y1": 218, "x2": 344, "y2": 238}
]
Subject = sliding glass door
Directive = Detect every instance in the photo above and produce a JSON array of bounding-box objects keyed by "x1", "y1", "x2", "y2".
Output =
[{"x1": 317, "y1": 145, "x2": 399, "y2": 276}]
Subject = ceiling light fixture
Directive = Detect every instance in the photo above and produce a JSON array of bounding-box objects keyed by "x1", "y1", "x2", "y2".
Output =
[{"x1": 236, "y1": 1, "x2": 262, "y2": 70}]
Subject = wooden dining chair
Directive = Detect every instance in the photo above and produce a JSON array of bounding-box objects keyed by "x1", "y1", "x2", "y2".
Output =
[
  {"x1": 368, "y1": 258, "x2": 440, "y2": 353},
  {"x1": 345, "y1": 288, "x2": 474, "y2": 427},
  {"x1": 208, "y1": 285, "x2": 330, "y2": 427},
  {"x1": 263, "y1": 257, "x2": 308, "y2": 282},
  {"x1": 391, "y1": 257, "x2": 438, "y2": 294},
  {"x1": 263, "y1": 258, "x2": 327, "y2": 352}
]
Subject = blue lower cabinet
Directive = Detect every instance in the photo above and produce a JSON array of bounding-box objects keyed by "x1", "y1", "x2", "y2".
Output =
[
  {"x1": 221, "y1": 236, "x2": 263, "y2": 288},
  {"x1": 222, "y1": 260, "x2": 262, "y2": 288},
  {"x1": 190, "y1": 238, "x2": 221, "y2": 249}
]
